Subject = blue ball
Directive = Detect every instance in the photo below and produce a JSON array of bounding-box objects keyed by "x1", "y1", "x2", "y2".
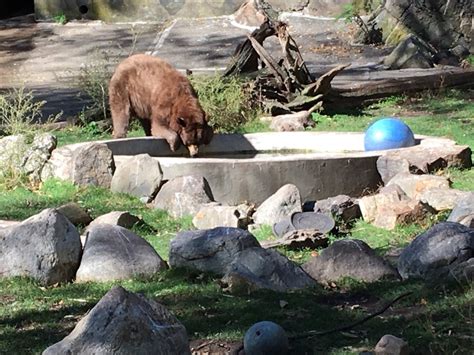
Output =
[
  {"x1": 364, "y1": 117, "x2": 416, "y2": 151},
  {"x1": 244, "y1": 321, "x2": 289, "y2": 355}
]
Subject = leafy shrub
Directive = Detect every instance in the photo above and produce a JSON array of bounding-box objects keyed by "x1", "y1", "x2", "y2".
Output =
[
  {"x1": 77, "y1": 51, "x2": 114, "y2": 124},
  {"x1": 0, "y1": 87, "x2": 60, "y2": 136},
  {"x1": 190, "y1": 74, "x2": 259, "y2": 133},
  {"x1": 337, "y1": 0, "x2": 381, "y2": 22}
]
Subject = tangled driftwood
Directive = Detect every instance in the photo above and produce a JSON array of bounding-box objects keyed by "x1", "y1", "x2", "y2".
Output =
[{"x1": 224, "y1": 17, "x2": 348, "y2": 115}]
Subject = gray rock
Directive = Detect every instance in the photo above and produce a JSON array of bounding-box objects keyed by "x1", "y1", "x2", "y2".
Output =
[
  {"x1": 41, "y1": 142, "x2": 115, "y2": 188},
  {"x1": 86, "y1": 211, "x2": 142, "y2": 231},
  {"x1": 377, "y1": 141, "x2": 472, "y2": 184},
  {"x1": 221, "y1": 247, "x2": 316, "y2": 293},
  {"x1": 419, "y1": 188, "x2": 470, "y2": 212},
  {"x1": 233, "y1": 0, "x2": 268, "y2": 27},
  {"x1": 0, "y1": 134, "x2": 54, "y2": 181},
  {"x1": 169, "y1": 227, "x2": 260, "y2": 275},
  {"x1": 0, "y1": 209, "x2": 82, "y2": 286},
  {"x1": 376, "y1": 156, "x2": 410, "y2": 186},
  {"x1": 253, "y1": 184, "x2": 302, "y2": 226},
  {"x1": 0, "y1": 135, "x2": 27, "y2": 176},
  {"x1": 20, "y1": 132, "x2": 57, "y2": 180},
  {"x1": 359, "y1": 187, "x2": 428, "y2": 230},
  {"x1": 302, "y1": 239, "x2": 399, "y2": 283},
  {"x1": 313, "y1": 194, "x2": 361, "y2": 223},
  {"x1": 269, "y1": 111, "x2": 315, "y2": 132},
  {"x1": 192, "y1": 203, "x2": 254, "y2": 230},
  {"x1": 384, "y1": 34, "x2": 435, "y2": 69},
  {"x1": 56, "y1": 202, "x2": 93, "y2": 226},
  {"x1": 387, "y1": 173, "x2": 450, "y2": 200},
  {"x1": 398, "y1": 222, "x2": 474, "y2": 281},
  {"x1": 153, "y1": 175, "x2": 214, "y2": 218},
  {"x1": 445, "y1": 258, "x2": 474, "y2": 284},
  {"x1": 447, "y1": 192, "x2": 474, "y2": 228},
  {"x1": 260, "y1": 229, "x2": 328, "y2": 250},
  {"x1": 111, "y1": 154, "x2": 163, "y2": 202},
  {"x1": 374, "y1": 334, "x2": 409, "y2": 355},
  {"x1": 0, "y1": 220, "x2": 20, "y2": 229},
  {"x1": 43, "y1": 285, "x2": 190, "y2": 355},
  {"x1": 76, "y1": 224, "x2": 167, "y2": 282},
  {"x1": 386, "y1": 0, "x2": 473, "y2": 51}
]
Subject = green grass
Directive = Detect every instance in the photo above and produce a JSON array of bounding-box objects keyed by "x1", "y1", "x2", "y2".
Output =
[
  {"x1": 0, "y1": 179, "x2": 192, "y2": 257},
  {"x1": 1, "y1": 274, "x2": 472, "y2": 354},
  {"x1": 0, "y1": 89, "x2": 473, "y2": 353},
  {"x1": 313, "y1": 90, "x2": 474, "y2": 149}
]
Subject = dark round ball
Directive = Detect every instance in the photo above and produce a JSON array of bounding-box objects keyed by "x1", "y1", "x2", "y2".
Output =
[{"x1": 243, "y1": 321, "x2": 289, "y2": 355}]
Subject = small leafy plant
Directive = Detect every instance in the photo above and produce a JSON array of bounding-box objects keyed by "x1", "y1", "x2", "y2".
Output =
[
  {"x1": 77, "y1": 51, "x2": 113, "y2": 123},
  {"x1": 0, "y1": 87, "x2": 60, "y2": 136},
  {"x1": 53, "y1": 13, "x2": 67, "y2": 25}
]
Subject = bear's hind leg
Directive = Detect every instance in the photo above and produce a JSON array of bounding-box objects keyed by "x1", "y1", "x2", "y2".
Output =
[{"x1": 109, "y1": 88, "x2": 131, "y2": 139}]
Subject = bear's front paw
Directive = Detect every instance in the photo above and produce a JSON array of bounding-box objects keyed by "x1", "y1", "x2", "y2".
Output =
[{"x1": 168, "y1": 135, "x2": 181, "y2": 152}]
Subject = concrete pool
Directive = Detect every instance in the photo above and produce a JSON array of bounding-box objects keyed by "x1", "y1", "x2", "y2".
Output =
[{"x1": 104, "y1": 131, "x2": 433, "y2": 205}]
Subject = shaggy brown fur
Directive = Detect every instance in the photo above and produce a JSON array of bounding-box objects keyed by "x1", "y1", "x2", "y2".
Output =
[{"x1": 109, "y1": 54, "x2": 213, "y2": 156}]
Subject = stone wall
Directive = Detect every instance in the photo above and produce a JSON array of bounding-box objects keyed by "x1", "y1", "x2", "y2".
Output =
[
  {"x1": 34, "y1": 0, "x2": 352, "y2": 21},
  {"x1": 372, "y1": 0, "x2": 473, "y2": 54}
]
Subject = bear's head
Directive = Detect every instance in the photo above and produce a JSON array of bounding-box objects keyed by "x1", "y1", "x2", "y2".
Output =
[{"x1": 176, "y1": 109, "x2": 213, "y2": 157}]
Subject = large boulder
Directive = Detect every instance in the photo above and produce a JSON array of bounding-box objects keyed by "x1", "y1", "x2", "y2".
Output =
[
  {"x1": 221, "y1": 247, "x2": 316, "y2": 293},
  {"x1": 0, "y1": 135, "x2": 27, "y2": 174},
  {"x1": 387, "y1": 173, "x2": 450, "y2": 200},
  {"x1": 20, "y1": 132, "x2": 57, "y2": 181},
  {"x1": 303, "y1": 239, "x2": 399, "y2": 283},
  {"x1": 358, "y1": 185, "x2": 428, "y2": 230},
  {"x1": 398, "y1": 222, "x2": 474, "y2": 281},
  {"x1": 361, "y1": 0, "x2": 473, "y2": 53},
  {"x1": 153, "y1": 175, "x2": 214, "y2": 218},
  {"x1": 76, "y1": 224, "x2": 167, "y2": 282},
  {"x1": 169, "y1": 227, "x2": 260, "y2": 275},
  {"x1": 192, "y1": 203, "x2": 254, "y2": 230},
  {"x1": 0, "y1": 133, "x2": 57, "y2": 181},
  {"x1": 41, "y1": 142, "x2": 115, "y2": 188},
  {"x1": 86, "y1": 211, "x2": 142, "y2": 231},
  {"x1": 0, "y1": 209, "x2": 82, "y2": 286},
  {"x1": 253, "y1": 184, "x2": 302, "y2": 226},
  {"x1": 384, "y1": 34, "x2": 435, "y2": 70},
  {"x1": 43, "y1": 286, "x2": 190, "y2": 355},
  {"x1": 376, "y1": 140, "x2": 472, "y2": 184},
  {"x1": 56, "y1": 202, "x2": 93, "y2": 226},
  {"x1": 313, "y1": 194, "x2": 361, "y2": 223},
  {"x1": 111, "y1": 154, "x2": 163, "y2": 202},
  {"x1": 419, "y1": 188, "x2": 471, "y2": 212},
  {"x1": 447, "y1": 192, "x2": 474, "y2": 228}
]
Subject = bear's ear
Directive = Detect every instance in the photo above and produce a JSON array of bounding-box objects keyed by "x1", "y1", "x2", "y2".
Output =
[{"x1": 177, "y1": 117, "x2": 187, "y2": 127}]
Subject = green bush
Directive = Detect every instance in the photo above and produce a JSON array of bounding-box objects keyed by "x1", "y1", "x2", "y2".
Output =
[
  {"x1": 190, "y1": 74, "x2": 259, "y2": 133},
  {"x1": 77, "y1": 51, "x2": 114, "y2": 124},
  {"x1": 0, "y1": 87, "x2": 60, "y2": 136}
]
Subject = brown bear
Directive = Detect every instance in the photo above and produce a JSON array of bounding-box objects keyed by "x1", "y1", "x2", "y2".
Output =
[{"x1": 109, "y1": 54, "x2": 213, "y2": 157}]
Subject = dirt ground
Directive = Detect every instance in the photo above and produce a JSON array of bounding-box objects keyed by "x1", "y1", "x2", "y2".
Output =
[{"x1": 0, "y1": 13, "x2": 391, "y2": 119}]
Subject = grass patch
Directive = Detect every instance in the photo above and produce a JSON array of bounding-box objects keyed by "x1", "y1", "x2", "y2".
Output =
[
  {"x1": 0, "y1": 87, "x2": 473, "y2": 353},
  {"x1": 1, "y1": 274, "x2": 472, "y2": 353},
  {"x1": 0, "y1": 179, "x2": 192, "y2": 257},
  {"x1": 313, "y1": 90, "x2": 474, "y2": 149}
]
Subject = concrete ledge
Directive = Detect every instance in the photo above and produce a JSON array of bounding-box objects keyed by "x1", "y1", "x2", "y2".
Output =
[{"x1": 103, "y1": 132, "x2": 449, "y2": 205}]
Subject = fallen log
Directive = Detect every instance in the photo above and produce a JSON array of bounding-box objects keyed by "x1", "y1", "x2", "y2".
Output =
[{"x1": 325, "y1": 67, "x2": 474, "y2": 109}]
